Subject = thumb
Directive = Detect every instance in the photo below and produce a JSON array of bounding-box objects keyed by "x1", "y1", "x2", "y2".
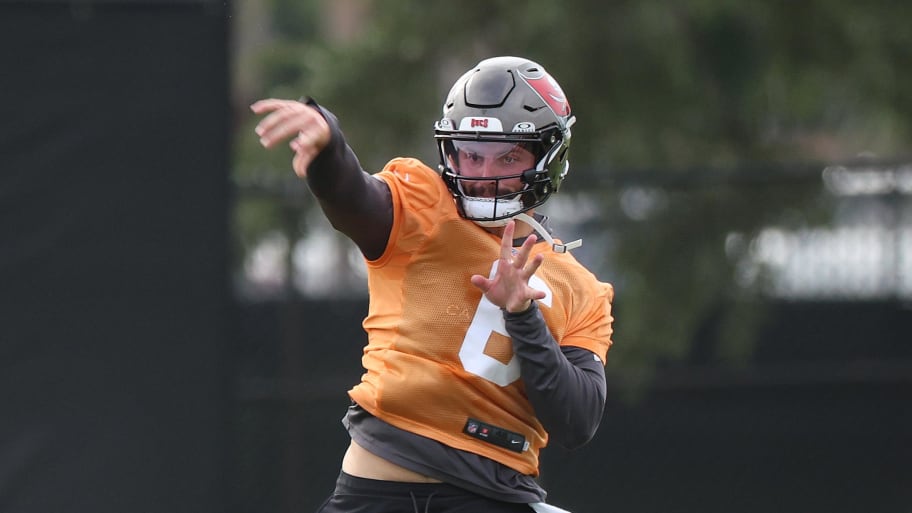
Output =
[
  {"x1": 291, "y1": 145, "x2": 318, "y2": 178},
  {"x1": 530, "y1": 288, "x2": 547, "y2": 301},
  {"x1": 290, "y1": 130, "x2": 326, "y2": 178},
  {"x1": 470, "y1": 274, "x2": 491, "y2": 292}
]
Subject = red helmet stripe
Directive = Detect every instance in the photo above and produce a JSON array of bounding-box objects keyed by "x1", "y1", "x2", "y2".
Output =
[{"x1": 523, "y1": 75, "x2": 570, "y2": 117}]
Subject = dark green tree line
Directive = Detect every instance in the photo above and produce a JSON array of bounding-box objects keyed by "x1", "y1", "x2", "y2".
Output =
[{"x1": 232, "y1": 0, "x2": 912, "y2": 376}]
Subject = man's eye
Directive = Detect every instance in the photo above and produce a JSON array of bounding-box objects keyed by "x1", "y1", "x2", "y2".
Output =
[
  {"x1": 466, "y1": 152, "x2": 481, "y2": 162},
  {"x1": 503, "y1": 156, "x2": 517, "y2": 165}
]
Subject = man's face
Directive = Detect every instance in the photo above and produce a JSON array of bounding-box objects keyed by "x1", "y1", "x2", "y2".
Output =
[{"x1": 450, "y1": 141, "x2": 535, "y2": 198}]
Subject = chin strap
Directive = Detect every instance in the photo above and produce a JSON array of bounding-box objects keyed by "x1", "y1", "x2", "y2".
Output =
[{"x1": 514, "y1": 213, "x2": 582, "y2": 253}]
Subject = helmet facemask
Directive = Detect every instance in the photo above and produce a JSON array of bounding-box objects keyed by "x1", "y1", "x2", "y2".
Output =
[{"x1": 437, "y1": 136, "x2": 560, "y2": 226}]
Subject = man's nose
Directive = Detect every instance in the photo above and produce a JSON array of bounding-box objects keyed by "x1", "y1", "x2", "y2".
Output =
[{"x1": 480, "y1": 158, "x2": 498, "y2": 177}]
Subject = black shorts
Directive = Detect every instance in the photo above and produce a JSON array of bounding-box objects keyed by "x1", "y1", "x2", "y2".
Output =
[{"x1": 315, "y1": 471, "x2": 534, "y2": 513}]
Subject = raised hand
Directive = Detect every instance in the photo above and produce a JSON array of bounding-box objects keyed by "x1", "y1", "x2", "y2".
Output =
[
  {"x1": 470, "y1": 220, "x2": 547, "y2": 313},
  {"x1": 250, "y1": 98, "x2": 330, "y2": 178}
]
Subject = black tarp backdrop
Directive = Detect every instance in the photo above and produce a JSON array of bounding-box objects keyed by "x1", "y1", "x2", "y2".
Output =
[
  {"x1": 0, "y1": 3, "x2": 231, "y2": 513},
  {"x1": 235, "y1": 299, "x2": 912, "y2": 513}
]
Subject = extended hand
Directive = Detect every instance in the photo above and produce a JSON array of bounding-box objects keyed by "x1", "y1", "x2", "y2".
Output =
[
  {"x1": 470, "y1": 220, "x2": 546, "y2": 313},
  {"x1": 250, "y1": 98, "x2": 330, "y2": 178}
]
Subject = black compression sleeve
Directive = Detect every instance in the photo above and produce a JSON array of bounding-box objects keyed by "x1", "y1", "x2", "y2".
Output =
[
  {"x1": 303, "y1": 99, "x2": 392, "y2": 260},
  {"x1": 504, "y1": 302, "x2": 607, "y2": 450}
]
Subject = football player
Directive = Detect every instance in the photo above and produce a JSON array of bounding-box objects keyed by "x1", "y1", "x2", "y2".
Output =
[{"x1": 252, "y1": 56, "x2": 615, "y2": 513}]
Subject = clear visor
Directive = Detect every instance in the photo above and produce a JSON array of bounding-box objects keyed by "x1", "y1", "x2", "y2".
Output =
[{"x1": 452, "y1": 140, "x2": 525, "y2": 160}]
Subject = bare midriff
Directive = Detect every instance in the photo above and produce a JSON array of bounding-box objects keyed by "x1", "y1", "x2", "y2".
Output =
[{"x1": 341, "y1": 439, "x2": 443, "y2": 483}]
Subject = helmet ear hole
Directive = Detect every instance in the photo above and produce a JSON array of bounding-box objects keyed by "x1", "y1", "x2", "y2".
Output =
[{"x1": 522, "y1": 169, "x2": 550, "y2": 198}]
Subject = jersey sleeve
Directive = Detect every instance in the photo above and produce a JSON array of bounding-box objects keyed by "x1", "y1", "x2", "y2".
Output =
[
  {"x1": 370, "y1": 158, "x2": 456, "y2": 267},
  {"x1": 562, "y1": 279, "x2": 614, "y2": 364}
]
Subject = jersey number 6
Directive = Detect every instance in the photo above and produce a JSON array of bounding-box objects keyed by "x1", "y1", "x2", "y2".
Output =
[{"x1": 458, "y1": 260, "x2": 553, "y2": 386}]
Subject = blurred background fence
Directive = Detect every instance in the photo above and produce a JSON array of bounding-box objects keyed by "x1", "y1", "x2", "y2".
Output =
[{"x1": 231, "y1": 161, "x2": 912, "y2": 513}]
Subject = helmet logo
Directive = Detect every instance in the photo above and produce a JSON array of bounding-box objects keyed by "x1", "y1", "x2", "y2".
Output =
[
  {"x1": 512, "y1": 122, "x2": 535, "y2": 133},
  {"x1": 458, "y1": 117, "x2": 503, "y2": 131},
  {"x1": 522, "y1": 73, "x2": 570, "y2": 117}
]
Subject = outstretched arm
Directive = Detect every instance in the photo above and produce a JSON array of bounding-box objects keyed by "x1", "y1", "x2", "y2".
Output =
[{"x1": 251, "y1": 98, "x2": 392, "y2": 260}]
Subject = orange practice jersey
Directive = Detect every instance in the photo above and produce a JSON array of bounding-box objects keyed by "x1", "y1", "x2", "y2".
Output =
[{"x1": 347, "y1": 158, "x2": 614, "y2": 476}]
